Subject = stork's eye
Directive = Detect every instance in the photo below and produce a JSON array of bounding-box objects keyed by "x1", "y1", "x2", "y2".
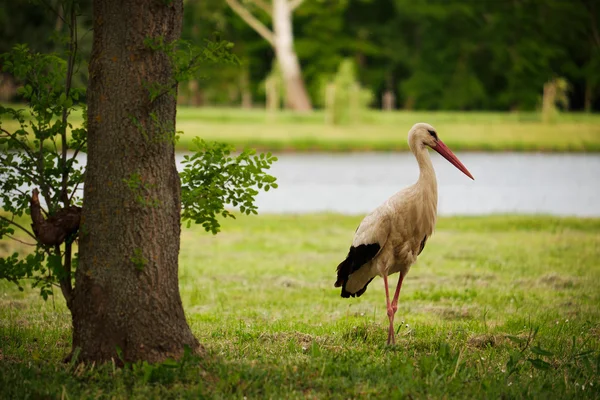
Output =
[{"x1": 427, "y1": 129, "x2": 438, "y2": 139}]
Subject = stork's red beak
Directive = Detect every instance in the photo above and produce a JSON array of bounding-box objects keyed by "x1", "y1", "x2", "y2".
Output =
[{"x1": 432, "y1": 140, "x2": 474, "y2": 180}]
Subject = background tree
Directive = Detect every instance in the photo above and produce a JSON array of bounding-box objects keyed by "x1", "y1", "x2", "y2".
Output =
[
  {"x1": 2, "y1": 0, "x2": 599, "y2": 111},
  {"x1": 225, "y1": 0, "x2": 312, "y2": 111}
]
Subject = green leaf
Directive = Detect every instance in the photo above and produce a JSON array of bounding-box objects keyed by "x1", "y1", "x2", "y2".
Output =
[
  {"x1": 180, "y1": 139, "x2": 277, "y2": 234},
  {"x1": 531, "y1": 345, "x2": 554, "y2": 357},
  {"x1": 527, "y1": 358, "x2": 551, "y2": 370},
  {"x1": 116, "y1": 346, "x2": 125, "y2": 362},
  {"x1": 58, "y1": 92, "x2": 67, "y2": 106},
  {"x1": 574, "y1": 350, "x2": 595, "y2": 359},
  {"x1": 506, "y1": 335, "x2": 525, "y2": 345},
  {"x1": 161, "y1": 358, "x2": 179, "y2": 368}
]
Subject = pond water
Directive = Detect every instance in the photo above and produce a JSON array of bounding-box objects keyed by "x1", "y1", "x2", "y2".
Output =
[
  {"x1": 176, "y1": 152, "x2": 600, "y2": 216},
  {"x1": 7, "y1": 152, "x2": 596, "y2": 216}
]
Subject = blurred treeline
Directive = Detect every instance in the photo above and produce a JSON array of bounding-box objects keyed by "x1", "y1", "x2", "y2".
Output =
[{"x1": 1, "y1": 0, "x2": 599, "y2": 112}]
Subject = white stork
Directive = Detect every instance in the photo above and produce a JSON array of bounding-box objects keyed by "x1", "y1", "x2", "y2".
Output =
[{"x1": 334, "y1": 122, "x2": 474, "y2": 345}]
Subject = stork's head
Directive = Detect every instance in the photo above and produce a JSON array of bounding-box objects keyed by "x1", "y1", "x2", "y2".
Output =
[{"x1": 409, "y1": 122, "x2": 474, "y2": 180}]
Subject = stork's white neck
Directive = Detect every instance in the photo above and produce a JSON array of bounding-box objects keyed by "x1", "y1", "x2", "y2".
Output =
[{"x1": 412, "y1": 142, "x2": 438, "y2": 201}]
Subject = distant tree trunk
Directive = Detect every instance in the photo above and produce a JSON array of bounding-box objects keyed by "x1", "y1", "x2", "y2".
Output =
[
  {"x1": 266, "y1": 74, "x2": 280, "y2": 122},
  {"x1": 225, "y1": 0, "x2": 312, "y2": 112},
  {"x1": 542, "y1": 80, "x2": 556, "y2": 123},
  {"x1": 241, "y1": 90, "x2": 253, "y2": 109},
  {"x1": 72, "y1": 0, "x2": 200, "y2": 363},
  {"x1": 382, "y1": 90, "x2": 395, "y2": 111},
  {"x1": 324, "y1": 82, "x2": 335, "y2": 124},
  {"x1": 0, "y1": 73, "x2": 17, "y2": 102},
  {"x1": 240, "y1": 68, "x2": 253, "y2": 109},
  {"x1": 584, "y1": 80, "x2": 592, "y2": 113},
  {"x1": 188, "y1": 80, "x2": 203, "y2": 107},
  {"x1": 272, "y1": 0, "x2": 311, "y2": 111}
]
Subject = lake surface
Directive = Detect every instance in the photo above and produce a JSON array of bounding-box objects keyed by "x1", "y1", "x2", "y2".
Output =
[
  {"x1": 177, "y1": 152, "x2": 600, "y2": 216},
  {"x1": 7, "y1": 152, "x2": 596, "y2": 216}
]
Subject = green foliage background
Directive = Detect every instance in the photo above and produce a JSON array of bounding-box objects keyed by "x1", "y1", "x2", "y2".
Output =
[
  {"x1": 151, "y1": 0, "x2": 600, "y2": 111},
  {"x1": 2, "y1": 0, "x2": 598, "y2": 111}
]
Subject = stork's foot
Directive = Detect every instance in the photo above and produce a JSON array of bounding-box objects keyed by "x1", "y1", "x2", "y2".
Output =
[
  {"x1": 383, "y1": 274, "x2": 398, "y2": 345},
  {"x1": 386, "y1": 308, "x2": 396, "y2": 345},
  {"x1": 386, "y1": 325, "x2": 396, "y2": 345},
  {"x1": 386, "y1": 272, "x2": 404, "y2": 346}
]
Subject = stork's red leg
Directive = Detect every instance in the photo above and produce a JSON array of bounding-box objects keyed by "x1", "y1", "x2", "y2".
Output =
[
  {"x1": 391, "y1": 272, "x2": 405, "y2": 315},
  {"x1": 385, "y1": 272, "x2": 406, "y2": 345},
  {"x1": 383, "y1": 274, "x2": 395, "y2": 345}
]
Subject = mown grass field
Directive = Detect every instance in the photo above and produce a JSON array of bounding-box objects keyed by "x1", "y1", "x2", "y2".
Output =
[
  {"x1": 2, "y1": 105, "x2": 600, "y2": 152},
  {"x1": 1, "y1": 214, "x2": 600, "y2": 398},
  {"x1": 176, "y1": 108, "x2": 600, "y2": 153}
]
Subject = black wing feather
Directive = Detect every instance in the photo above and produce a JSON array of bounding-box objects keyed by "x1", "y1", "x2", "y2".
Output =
[
  {"x1": 418, "y1": 235, "x2": 428, "y2": 255},
  {"x1": 334, "y1": 243, "x2": 380, "y2": 297},
  {"x1": 341, "y1": 277, "x2": 374, "y2": 298}
]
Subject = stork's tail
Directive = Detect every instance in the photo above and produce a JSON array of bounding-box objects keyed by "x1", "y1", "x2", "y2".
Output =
[
  {"x1": 334, "y1": 256, "x2": 351, "y2": 288},
  {"x1": 335, "y1": 250, "x2": 377, "y2": 298},
  {"x1": 340, "y1": 277, "x2": 374, "y2": 298}
]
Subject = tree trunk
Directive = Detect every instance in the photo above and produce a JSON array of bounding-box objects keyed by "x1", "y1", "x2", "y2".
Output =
[
  {"x1": 382, "y1": 90, "x2": 395, "y2": 111},
  {"x1": 273, "y1": 0, "x2": 312, "y2": 112},
  {"x1": 72, "y1": 0, "x2": 200, "y2": 363},
  {"x1": 584, "y1": 79, "x2": 592, "y2": 113},
  {"x1": 240, "y1": 68, "x2": 253, "y2": 109}
]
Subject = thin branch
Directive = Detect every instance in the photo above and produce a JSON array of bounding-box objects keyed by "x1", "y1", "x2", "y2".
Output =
[
  {"x1": 79, "y1": 26, "x2": 93, "y2": 46},
  {"x1": 590, "y1": 11, "x2": 600, "y2": 50},
  {"x1": 0, "y1": 127, "x2": 37, "y2": 164},
  {"x1": 70, "y1": 138, "x2": 87, "y2": 163},
  {"x1": 38, "y1": 0, "x2": 68, "y2": 28},
  {"x1": 68, "y1": 180, "x2": 84, "y2": 203},
  {"x1": 50, "y1": 133, "x2": 60, "y2": 156},
  {"x1": 12, "y1": 276, "x2": 60, "y2": 285},
  {"x1": 54, "y1": 0, "x2": 65, "y2": 32},
  {"x1": 60, "y1": 1, "x2": 78, "y2": 208},
  {"x1": 581, "y1": 0, "x2": 600, "y2": 50},
  {"x1": 289, "y1": 0, "x2": 304, "y2": 11},
  {"x1": 67, "y1": 138, "x2": 89, "y2": 204},
  {"x1": 0, "y1": 215, "x2": 37, "y2": 241},
  {"x1": 8, "y1": 188, "x2": 49, "y2": 218},
  {"x1": 64, "y1": 242, "x2": 73, "y2": 308},
  {"x1": 226, "y1": 0, "x2": 275, "y2": 46},
  {"x1": 150, "y1": 50, "x2": 205, "y2": 104},
  {"x1": 38, "y1": 153, "x2": 54, "y2": 212},
  {"x1": 37, "y1": 135, "x2": 46, "y2": 195},
  {"x1": 12, "y1": 187, "x2": 29, "y2": 198},
  {"x1": 0, "y1": 156, "x2": 40, "y2": 184},
  {"x1": 34, "y1": 129, "x2": 54, "y2": 213},
  {"x1": 55, "y1": 243, "x2": 73, "y2": 310},
  {"x1": 252, "y1": 0, "x2": 272, "y2": 15},
  {"x1": 6, "y1": 235, "x2": 37, "y2": 246}
]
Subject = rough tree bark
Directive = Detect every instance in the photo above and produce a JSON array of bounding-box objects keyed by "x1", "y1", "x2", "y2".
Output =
[
  {"x1": 71, "y1": 0, "x2": 200, "y2": 363},
  {"x1": 226, "y1": 0, "x2": 312, "y2": 112}
]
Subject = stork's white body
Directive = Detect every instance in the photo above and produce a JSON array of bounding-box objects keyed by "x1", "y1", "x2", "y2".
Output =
[
  {"x1": 334, "y1": 123, "x2": 473, "y2": 345},
  {"x1": 345, "y1": 155, "x2": 438, "y2": 294}
]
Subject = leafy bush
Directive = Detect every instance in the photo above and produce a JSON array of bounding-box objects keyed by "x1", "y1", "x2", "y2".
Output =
[
  {"x1": 324, "y1": 59, "x2": 372, "y2": 125},
  {"x1": 0, "y1": 35, "x2": 276, "y2": 302}
]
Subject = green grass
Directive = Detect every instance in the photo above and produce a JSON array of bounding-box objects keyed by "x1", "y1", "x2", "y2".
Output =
[
  {"x1": 1, "y1": 214, "x2": 600, "y2": 398},
  {"x1": 176, "y1": 108, "x2": 600, "y2": 153},
  {"x1": 3, "y1": 105, "x2": 600, "y2": 152}
]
